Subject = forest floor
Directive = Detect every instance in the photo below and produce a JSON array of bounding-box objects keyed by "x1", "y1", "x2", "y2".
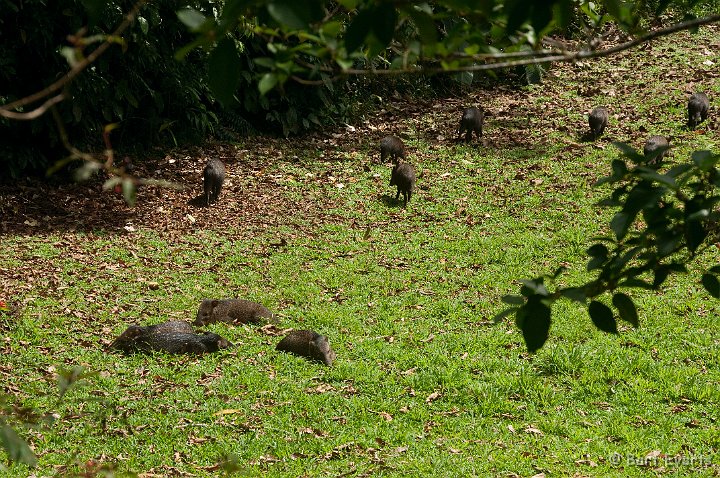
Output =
[{"x1": 1, "y1": 24, "x2": 720, "y2": 478}]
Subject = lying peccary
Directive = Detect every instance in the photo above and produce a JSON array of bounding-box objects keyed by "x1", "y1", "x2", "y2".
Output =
[
  {"x1": 110, "y1": 322, "x2": 232, "y2": 354},
  {"x1": 194, "y1": 299, "x2": 274, "y2": 326},
  {"x1": 379, "y1": 136, "x2": 406, "y2": 163},
  {"x1": 688, "y1": 92, "x2": 709, "y2": 128},
  {"x1": 643, "y1": 135, "x2": 669, "y2": 164},
  {"x1": 390, "y1": 161, "x2": 416, "y2": 206},
  {"x1": 458, "y1": 107, "x2": 484, "y2": 143},
  {"x1": 588, "y1": 107, "x2": 608, "y2": 140},
  {"x1": 276, "y1": 330, "x2": 336, "y2": 366},
  {"x1": 203, "y1": 158, "x2": 226, "y2": 205}
]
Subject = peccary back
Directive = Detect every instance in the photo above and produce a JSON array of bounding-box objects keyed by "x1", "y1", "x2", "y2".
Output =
[
  {"x1": 141, "y1": 331, "x2": 232, "y2": 354},
  {"x1": 379, "y1": 136, "x2": 406, "y2": 163},
  {"x1": 147, "y1": 320, "x2": 195, "y2": 334},
  {"x1": 458, "y1": 107, "x2": 484, "y2": 143},
  {"x1": 110, "y1": 324, "x2": 232, "y2": 354},
  {"x1": 203, "y1": 158, "x2": 226, "y2": 205},
  {"x1": 644, "y1": 135, "x2": 669, "y2": 164},
  {"x1": 389, "y1": 162, "x2": 416, "y2": 206},
  {"x1": 588, "y1": 107, "x2": 608, "y2": 139},
  {"x1": 688, "y1": 92, "x2": 709, "y2": 128},
  {"x1": 276, "y1": 329, "x2": 336, "y2": 366},
  {"x1": 194, "y1": 299, "x2": 274, "y2": 326}
]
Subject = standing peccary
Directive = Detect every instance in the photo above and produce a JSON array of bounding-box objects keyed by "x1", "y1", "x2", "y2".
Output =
[
  {"x1": 588, "y1": 107, "x2": 608, "y2": 140},
  {"x1": 194, "y1": 299, "x2": 274, "y2": 326},
  {"x1": 110, "y1": 324, "x2": 232, "y2": 354},
  {"x1": 643, "y1": 135, "x2": 669, "y2": 164},
  {"x1": 203, "y1": 158, "x2": 226, "y2": 205},
  {"x1": 389, "y1": 161, "x2": 416, "y2": 206},
  {"x1": 379, "y1": 136, "x2": 406, "y2": 163},
  {"x1": 688, "y1": 92, "x2": 710, "y2": 128},
  {"x1": 458, "y1": 107, "x2": 484, "y2": 143},
  {"x1": 276, "y1": 330, "x2": 336, "y2": 366}
]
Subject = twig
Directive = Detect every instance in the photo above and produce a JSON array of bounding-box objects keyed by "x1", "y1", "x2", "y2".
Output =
[{"x1": 0, "y1": 0, "x2": 147, "y2": 119}]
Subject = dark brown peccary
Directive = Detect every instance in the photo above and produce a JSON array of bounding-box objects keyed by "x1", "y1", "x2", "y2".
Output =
[
  {"x1": 588, "y1": 107, "x2": 608, "y2": 140},
  {"x1": 458, "y1": 107, "x2": 484, "y2": 143},
  {"x1": 276, "y1": 330, "x2": 336, "y2": 366},
  {"x1": 379, "y1": 136, "x2": 406, "y2": 163},
  {"x1": 389, "y1": 161, "x2": 416, "y2": 206},
  {"x1": 194, "y1": 299, "x2": 274, "y2": 326},
  {"x1": 203, "y1": 158, "x2": 226, "y2": 205},
  {"x1": 110, "y1": 325, "x2": 232, "y2": 354},
  {"x1": 643, "y1": 135, "x2": 669, "y2": 164},
  {"x1": 688, "y1": 92, "x2": 710, "y2": 129}
]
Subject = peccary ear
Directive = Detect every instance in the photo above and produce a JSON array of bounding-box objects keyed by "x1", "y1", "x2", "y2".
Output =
[{"x1": 211, "y1": 300, "x2": 219, "y2": 309}]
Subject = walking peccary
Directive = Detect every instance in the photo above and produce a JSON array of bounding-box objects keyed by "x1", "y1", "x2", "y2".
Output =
[
  {"x1": 389, "y1": 161, "x2": 416, "y2": 206},
  {"x1": 458, "y1": 107, "x2": 484, "y2": 143},
  {"x1": 276, "y1": 330, "x2": 336, "y2": 366},
  {"x1": 643, "y1": 135, "x2": 669, "y2": 164},
  {"x1": 194, "y1": 299, "x2": 274, "y2": 326},
  {"x1": 203, "y1": 158, "x2": 226, "y2": 205},
  {"x1": 379, "y1": 136, "x2": 406, "y2": 163},
  {"x1": 588, "y1": 107, "x2": 608, "y2": 140},
  {"x1": 110, "y1": 321, "x2": 232, "y2": 354},
  {"x1": 688, "y1": 92, "x2": 709, "y2": 129}
]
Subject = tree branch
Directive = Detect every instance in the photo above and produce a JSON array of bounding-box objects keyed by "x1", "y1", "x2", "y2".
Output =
[
  {"x1": 0, "y1": 0, "x2": 147, "y2": 119},
  {"x1": 291, "y1": 13, "x2": 720, "y2": 81}
]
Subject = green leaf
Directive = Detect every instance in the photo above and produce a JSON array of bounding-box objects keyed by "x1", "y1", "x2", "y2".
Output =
[
  {"x1": 137, "y1": 16, "x2": 149, "y2": 35},
  {"x1": 267, "y1": 0, "x2": 323, "y2": 30},
  {"x1": 610, "y1": 211, "x2": 634, "y2": 240},
  {"x1": 612, "y1": 142, "x2": 644, "y2": 163},
  {"x1": 80, "y1": 0, "x2": 109, "y2": 27},
  {"x1": 258, "y1": 73, "x2": 279, "y2": 95},
  {"x1": 612, "y1": 293, "x2": 638, "y2": 327},
  {"x1": 372, "y1": 3, "x2": 397, "y2": 48},
  {"x1": 701, "y1": 273, "x2": 720, "y2": 298},
  {"x1": 560, "y1": 287, "x2": 587, "y2": 303},
  {"x1": 692, "y1": 150, "x2": 718, "y2": 171},
  {"x1": 493, "y1": 306, "x2": 517, "y2": 323},
  {"x1": 588, "y1": 301, "x2": 618, "y2": 334},
  {"x1": 515, "y1": 295, "x2": 551, "y2": 353},
  {"x1": 620, "y1": 278, "x2": 654, "y2": 289},
  {"x1": 406, "y1": 8, "x2": 437, "y2": 46},
  {"x1": 345, "y1": 9, "x2": 373, "y2": 53},
  {"x1": 209, "y1": 38, "x2": 242, "y2": 106},
  {"x1": 501, "y1": 295, "x2": 524, "y2": 305},
  {"x1": 336, "y1": 0, "x2": 357, "y2": 9},
  {"x1": 177, "y1": 8, "x2": 207, "y2": 31},
  {"x1": 653, "y1": 266, "x2": 670, "y2": 288},
  {"x1": 0, "y1": 425, "x2": 37, "y2": 467}
]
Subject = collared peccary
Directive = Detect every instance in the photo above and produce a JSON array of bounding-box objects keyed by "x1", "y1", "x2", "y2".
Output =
[
  {"x1": 276, "y1": 330, "x2": 336, "y2": 366},
  {"x1": 458, "y1": 107, "x2": 484, "y2": 143},
  {"x1": 110, "y1": 324, "x2": 232, "y2": 354},
  {"x1": 643, "y1": 135, "x2": 669, "y2": 164},
  {"x1": 688, "y1": 92, "x2": 709, "y2": 128},
  {"x1": 194, "y1": 299, "x2": 274, "y2": 326},
  {"x1": 389, "y1": 161, "x2": 416, "y2": 206},
  {"x1": 203, "y1": 158, "x2": 226, "y2": 205},
  {"x1": 379, "y1": 136, "x2": 406, "y2": 163},
  {"x1": 588, "y1": 107, "x2": 608, "y2": 140}
]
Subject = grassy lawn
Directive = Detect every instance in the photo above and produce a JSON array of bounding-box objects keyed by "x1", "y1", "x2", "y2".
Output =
[{"x1": 1, "y1": 25, "x2": 720, "y2": 477}]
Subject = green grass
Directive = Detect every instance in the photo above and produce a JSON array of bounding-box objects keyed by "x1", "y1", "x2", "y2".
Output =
[{"x1": 2, "y1": 26, "x2": 720, "y2": 477}]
